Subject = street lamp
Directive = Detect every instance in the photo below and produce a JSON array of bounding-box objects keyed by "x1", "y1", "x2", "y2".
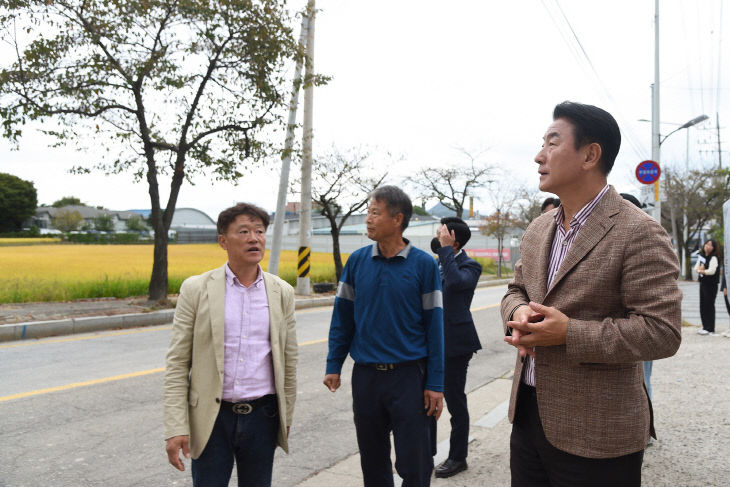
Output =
[
  {"x1": 639, "y1": 114, "x2": 708, "y2": 277},
  {"x1": 651, "y1": 114, "x2": 709, "y2": 278},
  {"x1": 659, "y1": 114, "x2": 709, "y2": 145}
]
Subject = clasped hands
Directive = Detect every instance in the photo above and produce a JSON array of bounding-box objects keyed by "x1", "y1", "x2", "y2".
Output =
[{"x1": 504, "y1": 302, "x2": 569, "y2": 357}]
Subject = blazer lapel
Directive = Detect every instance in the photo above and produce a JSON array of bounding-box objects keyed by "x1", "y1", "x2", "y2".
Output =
[
  {"x1": 207, "y1": 265, "x2": 227, "y2": 374},
  {"x1": 533, "y1": 217, "x2": 556, "y2": 303},
  {"x1": 263, "y1": 273, "x2": 282, "y2": 351},
  {"x1": 546, "y1": 188, "x2": 620, "y2": 296}
]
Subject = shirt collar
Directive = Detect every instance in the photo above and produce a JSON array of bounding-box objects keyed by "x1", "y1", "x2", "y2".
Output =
[
  {"x1": 554, "y1": 184, "x2": 610, "y2": 229},
  {"x1": 225, "y1": 263, "x2": 264, "y2": 288},
  {"x1": 372, "y1": 238, "x2": 412, "y2": 259}
]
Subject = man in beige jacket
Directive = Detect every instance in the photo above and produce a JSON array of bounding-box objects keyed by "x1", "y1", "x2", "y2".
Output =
[
  {"x1": 502, "y1": 102, "x2": 681, "y2": 486},
  {"x1": 164, "y1": 203, "x2": 297, "y2": 487}
]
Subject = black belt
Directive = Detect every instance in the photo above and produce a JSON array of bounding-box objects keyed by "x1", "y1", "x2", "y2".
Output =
[
  {"x1": 356, "y1": 359, "x2": 425, "y2": 371},
  {"x1": 221, "y1": 394, "x2": 276, "y2": 415}
]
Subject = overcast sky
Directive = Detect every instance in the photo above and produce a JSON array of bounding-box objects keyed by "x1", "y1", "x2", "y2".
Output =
[{"x1": 2, "y1": 0, "x2": 728, "y2": 219}]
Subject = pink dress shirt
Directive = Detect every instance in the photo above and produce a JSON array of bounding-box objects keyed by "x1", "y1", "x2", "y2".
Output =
[
  {"x1": 523, "y1": 184, "x2": 610, "y2": 386},
  {"x1": 221, "y1": 264, "x2": 276, "y2": 402}
]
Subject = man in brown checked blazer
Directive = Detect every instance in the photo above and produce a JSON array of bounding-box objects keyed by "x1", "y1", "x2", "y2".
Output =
[{"x1": 501, "y1": 102, "x2": 681, "y2": 486}]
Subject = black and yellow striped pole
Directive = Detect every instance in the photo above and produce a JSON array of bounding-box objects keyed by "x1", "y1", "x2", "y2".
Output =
[{"x1": 297, "y1": 246, "x2": 311, "y2": 279}]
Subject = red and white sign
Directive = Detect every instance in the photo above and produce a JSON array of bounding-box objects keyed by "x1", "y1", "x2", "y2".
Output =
[
  {"x1": 466, "y1": 248, "x2": 511, "y2": 260},
  {"x1": 636, "y1": 160, "x2": 661, "y2": 184}
]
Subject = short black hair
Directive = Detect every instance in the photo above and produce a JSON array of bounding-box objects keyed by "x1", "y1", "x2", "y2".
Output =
[
  {"x1": 553, "y1": 101, "x2": 621, "y2": 175},
  {"x1": 541, "y1": 197, "x2": 560, "y2": 212},
  {"x1": 620, "y1": 193, "x2": 643, "y2": 209},
  {"x1": 370, "y1": 185, "x2": 413, "y2": 231},
  {"x1": 217, "y1": 203, "x2": 270, "y2": 234},
  {"x1": 440, "y1": 217, "x2": 471, "y2": 249}
]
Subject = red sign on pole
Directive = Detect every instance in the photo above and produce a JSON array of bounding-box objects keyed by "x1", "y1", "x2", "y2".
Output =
[{"x1": 636, "y1": 160, "x2": 661, "y2": 184}]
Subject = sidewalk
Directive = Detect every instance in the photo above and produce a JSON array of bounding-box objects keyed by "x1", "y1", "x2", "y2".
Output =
[{"x1": 296, "y1": 280, "x2": 730, "y2": 486}]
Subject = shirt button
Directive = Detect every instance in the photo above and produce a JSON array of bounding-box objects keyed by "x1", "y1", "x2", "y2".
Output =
[{"x1": 240, "y1": 358, "x2": 243, "y2": 362}]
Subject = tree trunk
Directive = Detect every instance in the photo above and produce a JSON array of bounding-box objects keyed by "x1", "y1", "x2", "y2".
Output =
[
  {"x1": 684, "y1": 244, "x2": 694, "y2": 281},
  {"x1": 331, "y1": 226, "x2": 343, "y2": 282},
  {"x1": 149, "y1": 224, "x2": 169, "y2": 301},
  {"x1": 497, "y1": 234, "x2": 503, "y2": 278},
  {"x1": 670, "y1": 203, "x2": 680, "y2": 265}
]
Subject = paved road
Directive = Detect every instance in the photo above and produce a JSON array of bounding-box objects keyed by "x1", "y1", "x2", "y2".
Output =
[{"x1": 0, "y1": 285, "x2": 513, "y2": 486}]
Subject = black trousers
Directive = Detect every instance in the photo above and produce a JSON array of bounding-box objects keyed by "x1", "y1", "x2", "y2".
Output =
[
  {"x1": 699, "y1": 281, "x2": 718, "y2": 332},
  {"x1": 443, "y1": 353, "x2": 472, "y2": 461},
  {"x1": 510, "y1": 383, "x2": 643, "y2": 487},
  {"x1": 352, "y1": 362, "x2": 434, "y2": 487}
]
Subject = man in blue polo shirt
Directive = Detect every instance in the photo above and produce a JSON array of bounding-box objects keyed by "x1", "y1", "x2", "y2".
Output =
[{"x1": 324, "y1": 185, "x2": 445, "y2": 487}]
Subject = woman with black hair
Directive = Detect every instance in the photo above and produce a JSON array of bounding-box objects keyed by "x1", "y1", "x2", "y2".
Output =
[{"x1": 694, "y1": 239, "x2": 720, "y2": 336}]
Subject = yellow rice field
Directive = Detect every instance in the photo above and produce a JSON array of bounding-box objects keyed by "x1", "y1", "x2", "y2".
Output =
[{"x1": 0, "y1": 244, "x2": 344, "y2": 303}]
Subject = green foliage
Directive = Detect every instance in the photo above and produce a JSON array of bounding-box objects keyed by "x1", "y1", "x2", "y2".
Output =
[
  {"x1": 66, "y1": 232, "x2": 144, "y2": 244},
  {"x1": 472, "y1": 256, "x2": 513, "y2": 276},
  {"x1": 93, "y1": 213, "x2": 115, "y2": 232},
  {"x1": 52, "y1": 196, "x2": 84, "y2": 207},
  {"x1": 0, "y1": 0, "x2": 307, "y2": 299},
  {"x1": 0, "y1": 225, "x2": 43, "y2": 238},
  {"x1": 0, "y1": 172, "x2": 37, "y2": 232},
  {"x1": 125, "y1": 214, "x2": 149, "y2": 232},
  {"x1": 412, "y1": 205, "x2": 429, "y2": 216},
  {"x1": 51, "y1": 209, "x2": 84, "y2": 232},
  {"x1": 664, "y1": 166, "x2": 730, "y2": 278}
]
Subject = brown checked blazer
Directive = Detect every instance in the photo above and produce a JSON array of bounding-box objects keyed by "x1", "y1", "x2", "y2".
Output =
[
  {"x1": 501, "y1": 186, "x2": 682, "y2": 459},
  {"x1": 163, "y1": 265, "x2": 298, "y2": 458}
]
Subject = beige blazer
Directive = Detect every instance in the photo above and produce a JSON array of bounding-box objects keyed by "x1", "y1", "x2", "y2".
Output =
[
  {"x1": 501, "y1": 187, "x2": 682, "y2": 458},
  {"x1": 163, "y1": 264, "x2": 298, "y2": 458}
]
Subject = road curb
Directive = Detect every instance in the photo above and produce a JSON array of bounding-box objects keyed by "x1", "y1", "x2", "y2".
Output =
[
  {"x1": 0, "y1": 279, "x2": 512, "y2": 343},
  {"x1": 0, "y1": 297, "x2": 337, "y2": 342}
]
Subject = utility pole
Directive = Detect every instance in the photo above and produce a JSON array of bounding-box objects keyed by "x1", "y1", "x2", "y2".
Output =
[
  {"x1": 297, "y1": 0, "x2": 315, "y2": 296},
  {"x1": 717, "y1": 113, "x2": 723, "y2": 168},
  {"x1": 651, "y1": 0, "x2": 661, "y2": 223},
  {"x1": 268, "y1": 13, "x2": 309, "y2": 276}
]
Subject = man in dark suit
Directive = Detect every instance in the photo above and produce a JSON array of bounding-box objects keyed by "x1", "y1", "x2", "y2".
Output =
[{"x1": 430, "y1": 217, "x2": 482, "y2": 478}]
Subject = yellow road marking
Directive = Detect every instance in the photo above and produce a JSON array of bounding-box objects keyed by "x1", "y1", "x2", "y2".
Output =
[
  {"x1": 0, "y1": 337, "x2": 329, "y2": 402},
  {"x1": 299, "y1": 338, "x2": 327, "y2": 347},
  {"x1": 471, "y1": 303, "x2": 500, "y2": 312},
  {"x1": 0, "y1": 367, "x2": 165, "y2": 403},
  {"x1": 1, "y1": 300, "x2": 503, "y2": 401}
]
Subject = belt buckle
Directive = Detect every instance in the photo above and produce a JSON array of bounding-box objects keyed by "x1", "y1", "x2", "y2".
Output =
[
  {"x1": 232, "y1": 403, "x2": 253, "y2": 414},
  {"x1": 375, "y1": 363, "x2": 392, "y2": 371}
]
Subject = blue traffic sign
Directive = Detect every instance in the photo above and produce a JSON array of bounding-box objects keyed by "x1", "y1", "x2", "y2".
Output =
[{"x1": 636, "y1": 160, "x2": 661, "y2": 184}]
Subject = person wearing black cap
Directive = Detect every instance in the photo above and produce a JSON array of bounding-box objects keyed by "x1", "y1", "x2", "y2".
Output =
[{"x1": 430, "y1": 217, "x2": 482, "y2": 478}]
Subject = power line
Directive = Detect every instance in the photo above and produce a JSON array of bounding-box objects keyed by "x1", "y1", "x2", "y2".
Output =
[{"x1": 544, "y1": 0, "x2": 648, "y2": 161}]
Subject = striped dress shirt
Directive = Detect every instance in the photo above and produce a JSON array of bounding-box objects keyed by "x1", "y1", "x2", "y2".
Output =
[{"x1": 522, "y1": 184, "x2": 610, "y2": 386}]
